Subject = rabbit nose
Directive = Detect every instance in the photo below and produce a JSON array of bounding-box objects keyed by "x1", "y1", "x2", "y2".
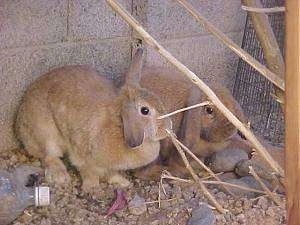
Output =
[{"x1": 200, "y1": 129, "x2": 211, "y2": 142}]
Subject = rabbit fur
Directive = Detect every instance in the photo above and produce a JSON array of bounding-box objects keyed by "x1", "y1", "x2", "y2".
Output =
[
  {"x1": 141, "y1": 67, "x2": 247, "y2": 157},
  {"x1": 15, "y1": 49, "x2": 172, "y2": 192},
  {"x1": 133, "y1": 66, "x2": 248, "y2": 178}
]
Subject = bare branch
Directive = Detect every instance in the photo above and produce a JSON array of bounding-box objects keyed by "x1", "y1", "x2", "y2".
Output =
[
  {"x1": 161, "y1": 172, "x2": 268, "y2": 195},
  {"x1": 167, "y1": 130, "x2": 227, "y2": 213},
  {"x1": 172, "y1": 137, "x2": 235, "y2": 196},
  {"x1": 249, "y1": 166, "x2": 281, "y2": 205},
  {"x1": 158, "y1": 101, "x2": 210, "y2": 119},
  {"x1": 241, "y1": 5, "x2": 285, "y2": 13},
  {"x1": 175, "y1": 0, "x2": 284, "y2": 91}
]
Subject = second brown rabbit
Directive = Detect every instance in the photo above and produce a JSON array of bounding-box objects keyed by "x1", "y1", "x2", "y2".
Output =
[
  {"x1": 15, "y1": 49, "x2": 172, "y2": 192},
  {"x1": 133, "y1": 66, "x2": 248, "y2": 178}
]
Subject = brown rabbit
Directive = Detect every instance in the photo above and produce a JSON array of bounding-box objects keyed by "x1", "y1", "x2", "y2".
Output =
[
  {"x1": 141, "y1": 67, "x2": 247, "y2": 157},
  {"x1": 15, "y1": 49, "x2": 172, "y2": 192},
  {"x1": 133, "y1": 67, "x2": 248, "y2": 178}
]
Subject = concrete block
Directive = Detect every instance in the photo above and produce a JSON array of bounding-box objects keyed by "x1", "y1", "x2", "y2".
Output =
[
  {"x1": 133, "y1": 0, "x2": 246, "y2": 40},
  {"x1": 0, "y1": 38, "x2": 131, "y2": 151},
  {"x1": 0, "y1": 0, "x2": 68, "y2": 49},
  {"x1": 68, "y1": 0, "x2": 132, "y2": 41},
  {"x1": 145, "y1": 31, "x2": 244, "y2": 89}
]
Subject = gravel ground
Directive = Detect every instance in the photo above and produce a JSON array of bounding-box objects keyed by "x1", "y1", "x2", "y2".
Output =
[{"x1": 0, "y1": 149, "x2": 286, "y2": 225}]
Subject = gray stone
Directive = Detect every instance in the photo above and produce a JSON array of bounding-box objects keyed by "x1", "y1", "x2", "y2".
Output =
[
  {"x1": 206, "y1": 148, "x2": 249, "y2": 173},
  {"x1": 67, "y1": 0, "x2": 131, "y2": 41},
  {"x1": 256, "y1": 197, "x2": 269, "y2": 210},
  {"x1": 187, "y1": 203, "x2": 216, "y2": 225},
  {"x1": 128, "y1": 194, "x2": 147, "y2": 215},
  {"x1": 235, "y1": 159, "x2": 276, "y2": 182},
  {"x1": 0, "y1": 0, "x2": 68, "y2": 50},
  {"x1": 218, "y1": 172, "x2": 238, "y2": 181},
  {"x1": 236, "y1": 213, "x2": 246, "y2": 224}
]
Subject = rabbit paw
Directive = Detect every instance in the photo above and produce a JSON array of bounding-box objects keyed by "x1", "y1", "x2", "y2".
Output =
[
  {"x1": 81, "y1": 175, "x2": 101, "y2": 194},
  {"x1": 45, "y1": 165, "x2": 71, "y2": 185},
  {"x1": 133, "y1": 164, "x2": 164, "y2": 181},
  {"x1": 108, "y1": 174, "x2": 131, "y2": 188},
  {"x1": 44, "y1": 155, "x2": 71, "y2": 185}
]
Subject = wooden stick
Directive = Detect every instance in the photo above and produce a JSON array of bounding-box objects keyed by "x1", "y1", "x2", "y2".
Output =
[
  {"x1": 241, "y1": 6, "x2": 285, "y2": 13},
  {"x1": 158, "y1": 181, "x2": 162, "y2": 208},
  {"x1": 249, "y1": 166, "x2": 281, "y2": 205},
  {"x1": 242, "y1": 0, "x2": 285, "y2": 105},
  {"x1": 158, "y1": 101, "x2": 210, "y2": 119},
  {"x1": 161, "y1": 173, "x2": 193, "y2": 184},
  {"x1": 161, "y1": 173, "x2": 267, "y2": 195},
  {"x1": 106, "y1": 0, "x2": 284, "y2": 177},
  {"x1": 145, "y1": 198, "x2": 177, "y2": 205},
  {"x1": 203, "y1": 180, "x2": 266, "y2": 195},
  {"x1": 175, "y1": 0, "x2": 284, "y2": 91},
  {"x1": 172, "y1": 136, "x2": 235, "y2": 196},
  {"x1": 167, "y1": 130, "x2": 227, "y2": 213},
  {"x1": 285, "y1": 1, "x2": 300, "y2": 223}
]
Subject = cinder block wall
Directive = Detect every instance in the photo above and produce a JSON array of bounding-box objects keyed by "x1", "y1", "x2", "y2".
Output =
[{"x1": 0, "y1": 0, "x2": 246, "y2": 152}]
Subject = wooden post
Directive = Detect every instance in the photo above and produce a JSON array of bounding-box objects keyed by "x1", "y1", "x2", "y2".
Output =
[{"x1": 285, "y1": 1, "x2": 300, "y2": 224}]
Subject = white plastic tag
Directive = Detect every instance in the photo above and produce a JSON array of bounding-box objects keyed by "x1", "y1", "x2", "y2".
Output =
[{"x1": 35, "y1": 186, "x2": 50, "y2": 206}]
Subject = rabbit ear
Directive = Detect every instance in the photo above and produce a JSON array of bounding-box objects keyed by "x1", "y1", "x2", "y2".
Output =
[
  {"x1": 122, "y1": 104, "x2": 145, "y2": 148},
  {"x1": 180, "y1": 87, "x2": 203, "y2": 149},
  {"x1": 124, "y1": 48, "x2": 144, "y2": 87}
]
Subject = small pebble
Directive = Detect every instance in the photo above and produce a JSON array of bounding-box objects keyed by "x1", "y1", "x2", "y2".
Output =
[
  {"x1": 128, "y1": 194, "x2": 147, "y2": 215},
  {"x1": 266, "y1": 207, "x2": 277, "y2": 217},
  {"x1": 216, "y1": 214, "x2": 226, "y2": 223},
  {"x1": 187, "y1": 203, "x2": 216, "y2": 225},
  {"x1": 206, "y1": 148, "x2": 248, "y2": 173},
  {"x1": 150, "y1": 220, "x2": 160, "y2": 225},
  {"x1": 236, "y1": 213, "x2": 246, "y2": 224},
  {"x1": 256, "y1": 197, "x2": 269, "y2": 210}
]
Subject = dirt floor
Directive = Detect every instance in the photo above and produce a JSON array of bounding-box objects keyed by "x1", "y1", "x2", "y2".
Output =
[{"x1": 0, "y1": 149, "x2": 286, "y2": 225}]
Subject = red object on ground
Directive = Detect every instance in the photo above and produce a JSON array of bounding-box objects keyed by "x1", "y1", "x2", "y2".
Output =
[{"x1": 106, "y1": 189, "x2": 127, "y2": 217}]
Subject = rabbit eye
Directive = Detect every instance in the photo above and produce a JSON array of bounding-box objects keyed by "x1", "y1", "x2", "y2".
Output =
[
  {"x1": 205, "y1": 106, "x2": 214, "y2": 114},
  {"x1": 140, "y1": 106, "x2": 150, "y2": 115}
]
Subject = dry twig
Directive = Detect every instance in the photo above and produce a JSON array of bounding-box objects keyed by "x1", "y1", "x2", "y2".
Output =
[
  {"x1": 161, "y1": 172, "x2": 267, "y2": 195},
  {"x1": 172, "y1": 136, "x2": 234, "y2": 195},
  {"x1": 145, "y1": 198, "x2": 177, "y2": 205},
  {"x1": 203, "y1": 180, "x2": 266, "y2": 195},
  {"x1": 106, "y1": 0, "x2": 284, "y2": 178},
  {"x1": 167, "y1": 130, "x2": 227, "y2": 213},
  {"x1": 158, "y1": 101, "x2": 210, "y2": 119},
  {"x1": 158, "y1": 181, "x2": 162, "y2": 208},
  {"x1": 249, "y1": 166, "x2": 281, "y2": 205},
  {"x1": 241, "y1": 5, "x2": 285, "y2": 13},
  {"x1": 175, "y1": 0, "x2": 284, "y2": 91}
]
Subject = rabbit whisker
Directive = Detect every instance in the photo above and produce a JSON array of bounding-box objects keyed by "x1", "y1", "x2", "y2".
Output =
[{"x1": 157, "y1": 101, "x2": 211, "y2": 119}]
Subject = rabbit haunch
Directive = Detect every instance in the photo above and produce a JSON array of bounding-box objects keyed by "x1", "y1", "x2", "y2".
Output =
[{"x1": 15, "y1": 49, "x2": 172, "y2": 191}]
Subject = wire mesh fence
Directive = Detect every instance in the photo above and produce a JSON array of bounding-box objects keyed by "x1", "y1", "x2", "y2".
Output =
[{"x1": 233, "y1": 0, "x2": 285, "y2": 146}]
